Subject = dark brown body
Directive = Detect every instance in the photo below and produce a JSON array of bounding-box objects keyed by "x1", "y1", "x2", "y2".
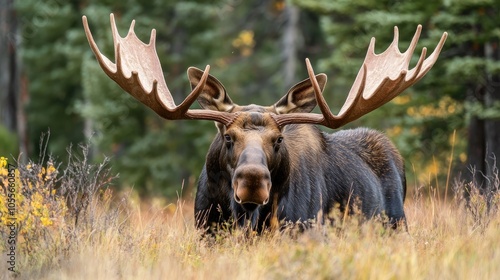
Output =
[{"x1": 194, "y1": 102, "x2": 407, "y2": 233}]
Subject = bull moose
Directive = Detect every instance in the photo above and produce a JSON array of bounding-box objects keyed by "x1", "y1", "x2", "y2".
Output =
[{"x1": 82, "y1": 14, "x2": 447, "y2": 233}]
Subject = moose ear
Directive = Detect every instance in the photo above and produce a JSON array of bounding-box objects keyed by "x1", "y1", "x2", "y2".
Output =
[
  {"x1": 188, "y1": 67, "x2": 235, "y2": 112},
  {"x1": 274, "y1": 74, "x2": 327, "y2": 114}
]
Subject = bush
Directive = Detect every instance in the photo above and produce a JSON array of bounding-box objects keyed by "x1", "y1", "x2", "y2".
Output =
[
  {"x1": 453, "y1": 157, "x2": 500, "y2": 233},
  {"x1": 0, "y1": 134, "x2": 117, "y2": 273}
]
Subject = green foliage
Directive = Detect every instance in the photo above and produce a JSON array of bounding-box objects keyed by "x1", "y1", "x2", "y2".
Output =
[
  {"x1": 16, "y1": 0, "x2": 88, "y2": 158},
  {"x1": 0, "y1": 125, "x2": 18, "y2": 157},
  {"x1": 296, "y1": 0, "x2": 500, "y2": 183}
]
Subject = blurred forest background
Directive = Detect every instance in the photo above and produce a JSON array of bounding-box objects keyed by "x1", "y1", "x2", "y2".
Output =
[{"x1": 1, "y1": 0, "x2": 499, "y2": 197}]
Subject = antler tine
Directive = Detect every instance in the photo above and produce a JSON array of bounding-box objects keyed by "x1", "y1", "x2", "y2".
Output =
[
  {"x1": 83, "y1": 15, "x2": 117, "y2": 75},
  {"x1": 418, "y1": 31, "x2": 448, "y2": 78},
  {"x1": 305, "y1": 58, "x2": 334, "y2": 122},
  {"x1": 274, "y1": 25, "x2": 447, "y2": 130},
  {"x1": 82, "y1": 14, "x2": 236, "y2": 125}
]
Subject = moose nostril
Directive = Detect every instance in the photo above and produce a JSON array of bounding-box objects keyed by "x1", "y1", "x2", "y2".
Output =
[
  {"x1": 263, "y1": 197, "x2": 269, "y2": 205},
  {"x1": 234, "y1": 193, "x2": 242, "y2": 204}
]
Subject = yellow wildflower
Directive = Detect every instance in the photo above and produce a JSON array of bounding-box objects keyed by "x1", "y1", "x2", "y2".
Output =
[
  {"x1": 40, "y1": 216, "x2": 53, "y2": 226},
  {"x1": 47, "y1": 164, "x2": 56, "y2": 175},
  {"x1": 31, "y1": 192, "x2": 44, "y2": 216},
  {"x1": 38, "y1": 167, "x2": 46, "y2": 181},
  {"x1": 0, "y1": 156, "x2": 7, "y2": 168},
  {"x1": 45, "y1": 163, "x2": 57, "y2": 180}
]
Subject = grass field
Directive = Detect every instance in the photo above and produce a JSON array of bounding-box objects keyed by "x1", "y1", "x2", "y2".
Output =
[{"x1": 1, "y1": 153, "x2": 500, "y2": 280}]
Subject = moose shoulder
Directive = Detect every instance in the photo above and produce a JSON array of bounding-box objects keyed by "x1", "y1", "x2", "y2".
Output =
[{"x1": 83, "y1": 14, "x2": 447, "y2": 233}]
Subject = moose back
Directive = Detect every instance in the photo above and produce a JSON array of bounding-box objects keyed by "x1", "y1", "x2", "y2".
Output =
[{"x1": 83, "y1": 14, "x2": 447, "y2": 233}]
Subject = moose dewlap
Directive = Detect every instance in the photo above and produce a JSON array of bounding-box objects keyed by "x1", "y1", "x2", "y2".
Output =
[{"x1": 83, "y1": 14, "x2": 447, "y2": 233}]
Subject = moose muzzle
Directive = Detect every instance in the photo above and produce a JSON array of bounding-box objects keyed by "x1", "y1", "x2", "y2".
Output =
[
  {"x1": 233, "y1": 163, "x2": 271, "y2": 206},
  {"x1": 232, "y1": 145, "x2": 272, "y2": 207}
]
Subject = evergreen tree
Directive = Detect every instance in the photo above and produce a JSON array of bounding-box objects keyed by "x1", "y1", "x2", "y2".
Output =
[
  {"x1": 16, "y1": 0, "x2": 88, "y2": 159},
  {"x1": 295, "y1": 0, "x2": 500, "y2": 189},
  {"x1": 434, "y1": 1, "x2": 500, "y2": 189}
]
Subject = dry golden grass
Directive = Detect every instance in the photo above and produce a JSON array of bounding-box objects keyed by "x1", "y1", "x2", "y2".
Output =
[
  {"x1": 2, "y1": 186, "x2": 499, "y2": 280},
  {"x1": 2, "y1": 147, "x2": 499, "y2": 280}
]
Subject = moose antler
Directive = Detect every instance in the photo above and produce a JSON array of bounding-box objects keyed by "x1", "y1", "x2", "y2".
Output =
[
  {"x1": 83, "y1": 14, "x2": 446, "y2": 130},
  {"x1": 273, "y1": 25, "x2": 448, "y2": 129},
  {"x1": 82, "y1": 14, "x2": 236, "y2": 124}
]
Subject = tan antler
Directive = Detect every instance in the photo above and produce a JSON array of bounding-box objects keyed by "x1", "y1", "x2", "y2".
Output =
[
  {"x1": 82, "y1": 14, "x2": 236, "y2": 124},
  {"x1": 273, "y1": 25, "x2": 448, "y2": 129}
]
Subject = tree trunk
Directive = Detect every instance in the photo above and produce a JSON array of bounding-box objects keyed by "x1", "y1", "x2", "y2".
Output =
[
  {"x1": 18, "y1": 74, "x2": 28, "y2": 162},
  {"x1": 0, "y1": 0, "x2": 27, "y2": 161},
  {"x1": 0, "y1": 0, "x2": 17, "y2": 132},
  {"x1": 282, "y1": 4, "x2": 300, "y2": 89},
  {"x1": 483, "y1": 41, "x2": 500, "y2": 182},
  {"x1": 466, "y1": 115, "x2": 486, "y2": 189},
  {"x1": 465, "y1": 39, "x2": 500, "y2": 195}
]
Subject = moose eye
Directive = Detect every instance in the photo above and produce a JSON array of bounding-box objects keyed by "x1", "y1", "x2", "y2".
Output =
[
  {"x1": 224, "y1": 134, "x2": 233, "y2": 149},
  {"x1": 274, "y1": 136, "x2": 283, "y2": 152}
]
